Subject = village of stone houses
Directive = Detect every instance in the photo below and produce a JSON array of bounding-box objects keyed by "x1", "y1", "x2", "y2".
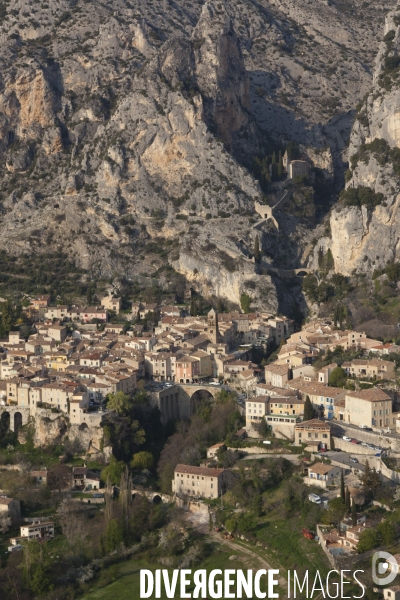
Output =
[{"x1": 1, "y1": 290, "x2": 400, "y2": 597}]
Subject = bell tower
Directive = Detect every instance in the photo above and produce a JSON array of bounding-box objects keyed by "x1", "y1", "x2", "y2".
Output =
[{"x1": 207, "y1": 308, "x2": 219, "y2": 344}]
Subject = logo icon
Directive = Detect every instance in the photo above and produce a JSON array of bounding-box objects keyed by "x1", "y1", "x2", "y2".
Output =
[{"x1": 372, "y1": 551, "x2": 398, "y2": 585}]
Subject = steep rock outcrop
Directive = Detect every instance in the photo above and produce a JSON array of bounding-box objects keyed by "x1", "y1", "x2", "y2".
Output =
[{"x1": 310, "y1": 2, "x2": 400, "y2": 276}]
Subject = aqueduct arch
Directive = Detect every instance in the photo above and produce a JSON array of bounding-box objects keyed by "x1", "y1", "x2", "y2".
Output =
[{"x1": 0, "y1": 407, "x2": 30, "y2": 432}]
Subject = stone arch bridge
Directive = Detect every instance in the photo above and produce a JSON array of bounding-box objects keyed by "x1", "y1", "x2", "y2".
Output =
[
  {"x1": 148, "y1": 384, "x2": 231, "y2": 425},
  {"x1": 131, "y1": 489, "x2": 172, "y2": 503},
  {"x1": 0, "y1": 406, "x2": 30, "y2": 432}
]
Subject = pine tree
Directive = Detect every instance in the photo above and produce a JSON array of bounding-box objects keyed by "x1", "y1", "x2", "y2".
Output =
[
  {"x1": 278, "y1": 150, "x2": 283, "y2": 178},
  {"x1": 340, "y1": 470, "x2": 345, "y2": 502},
  {"x1": 351, "y1": 497, "x2": 357, "y2": 526},
  {"x1": 303, "y1": 396, "x2": 314, "y2": 421},
  {"x1": 254, "y1": 235, "x2": 260, "y2": 263}
]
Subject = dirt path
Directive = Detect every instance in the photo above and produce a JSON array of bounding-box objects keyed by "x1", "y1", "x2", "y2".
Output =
[
  {"x1": 209, "y1": 530, "x2": 287, "y2": 588},
  {"x1": 184, "y1": 512, "x2": 287, "y2": 589}
]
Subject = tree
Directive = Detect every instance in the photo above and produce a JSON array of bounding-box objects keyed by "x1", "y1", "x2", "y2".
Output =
[
  {"x1": 357, "y1": 527, "x2": 379, "y2": 553},
  {"x1": 324, "y1": 249, "x2": 334, "y2": 272},
  {"x1": 47, "y1": 463, "x2": 71, "y2": 493},
  {"x1": 271, "y1": 151, "x2": 278, "y2": 181},
  {"x1": 225, "y1": 518, "x2": 237, "y2": 535},
  {"x1": 329, "y1": 367, "x2": 346, "y2": 388},
  {"x1": 333, "y1": 304, "x2": 348, "y2": 328},
  {"x1": 131, "y1": 451, "x2": 154, "y2": 470},
  {"x1": 378, "y1": 519, "x2": 396, "y2": 547},
  {"x1": 361, "y1": 460, "x2": 381, "y2": 498},
  {"x1": 324, "y1": 497, "x2": 346, "y2": 530},
  {"x1": 254, "y1": 235, "x2": 260, "y2": 263},
  {"x1": 240, "y1": 293, "x2": 251, "y2": 314},
  {"x1": 101, "y1": 455, "x2": 126, "y2": 485},
  {"x1": 340, "y1": 470, "x2": 345, "y2": 502},
  {"x1": 255, "y1": 419, "x2": 271, "y2": 439},
  {"x1": 252, "y1": 495, "x2": 263, "y2": 517},
  {"x1": 107, "y1": 391, "x2": 131, "y2": 414},
  {"x1": 318, "y1": 247, "x2": 324, "y2": 269},
  {"x1": 278, "y1": 150, "x2": 283, "y2": 178},
  {"x1": 57, "y1": 499, "x2": 87, "y2": 555},
  {"x1": 345, "y1": 486, "x2": 350, "y2": 514},
  {"x1": 0, "y1": 513, "x2": 11, "y2": 533},
  {"x1": 304, "y1": 396, "x2": 315, "y2": 421},
  {"x1": 351, "y1": 498, "x2": 357, "y2": 526},
  {"x1": 103, "y1": 518, "x2": 123, "y2": 553},
  {"x1": 190, "y1": 295, "x2": 197, "y2": 317}
]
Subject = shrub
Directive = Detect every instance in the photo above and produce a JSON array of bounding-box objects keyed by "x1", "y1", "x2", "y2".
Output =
[{"x1": 340, "y1": 186, "x2": 384, "y2": 210}]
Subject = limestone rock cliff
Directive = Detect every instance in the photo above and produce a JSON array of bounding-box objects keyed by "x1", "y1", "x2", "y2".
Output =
[
  {"x1": 0, "y1": 0, "x2": 396, "y2": 310},
  {"x1": 309, "y1": 2, "x2": 400, "y2": 276}
]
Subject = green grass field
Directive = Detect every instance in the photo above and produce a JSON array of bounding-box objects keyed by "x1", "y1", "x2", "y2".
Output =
[{"x1": 82, "y1": 548, "x2": 259, "y2": 599}]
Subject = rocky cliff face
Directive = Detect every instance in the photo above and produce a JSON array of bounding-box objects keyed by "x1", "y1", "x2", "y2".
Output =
[
  {"x1": 0, "y1": 0, "x2": 396, "y2": 310},
  {"x1": 309, "y1": 2, "x2": 400, "y2": 276}
]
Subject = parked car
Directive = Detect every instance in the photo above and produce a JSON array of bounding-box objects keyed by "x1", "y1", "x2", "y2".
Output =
[
  {"x1": 343, "y1": 436, "x2": 352, "y2": 442},
  {"x1": 361, "y1": 442, "x2": 368, "y2": 447},
  {"x1": 350, "y1": 439, "x2": 359, "y2": 444},
  {"x1": 308, "y1": 493, "x2": 321, "y2": 504},
  {"x1": 350, "y1": 457, "x2": 358, "y2": 463},
  {"x1": 332, "y1": 448, "x2": 342, "y2": 452},
  {"x1": 360, "y1": 425, "x2": 372, "y2": 430}
]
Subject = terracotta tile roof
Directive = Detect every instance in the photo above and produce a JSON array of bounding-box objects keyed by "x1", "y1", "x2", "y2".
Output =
[
  {"x1": 295, "y1": 418, "x2": 331, "y2": 430},
  {"x1": 175, "y1": 464, "x2": 224, "y2": 477},
  {"x1": 309, "y1": 462, "x2": 338, "y2": 475},
  {"x1": 346, "y1": 388, "x2": 391, "y2": 402}
]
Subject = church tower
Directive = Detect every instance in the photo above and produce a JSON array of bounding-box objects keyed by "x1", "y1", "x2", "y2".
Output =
[{"x1": 207, "y1": 308, "x2": 219, "y2": 344}]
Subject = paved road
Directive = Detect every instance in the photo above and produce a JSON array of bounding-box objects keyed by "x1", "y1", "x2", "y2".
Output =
[
  {"x1": 330, "y1": 419, "x2": 396, "y2": 440},
  {"x1": 321, "y1": 451, "x2": 366, "y2": 472}
]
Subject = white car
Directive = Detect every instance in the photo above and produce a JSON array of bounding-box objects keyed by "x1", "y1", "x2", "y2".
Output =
[
  {"x1": 343, "y1": 436, "x2": 352, "y2": 442},
  {"x1": 209, "y1": 381, "x2": 220, "y2": 386},
  {"x1": 309, "y1": 493, "x2": 321, "y2": 504}
]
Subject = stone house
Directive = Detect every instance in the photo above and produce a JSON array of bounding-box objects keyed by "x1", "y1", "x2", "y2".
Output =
[
  {"x1": 344, "y1": 388, "x2": 392, "y2": 428},
  {"x1": 264, "y1": 363, "x2": 290, "y2": 387},
  {"x1": 0, "y1": 497, "x2": 21, "y2": 524},
  {"x1": 384, "y1": 587, "x2": 400, "y2": 600},
  {"x1": 318, "y1": 363, "x2": 338, "y2": 384},
  {"x1": 69, "y1": 392, "x2": 89, "y2": 425},
  {"x1": 246, "y1": 396, "x2": 269, "y2": 427},
  {"x1": 175, "y1": 356, "x2": 200, "y2": 383},
  {"x1": 101, "y1": 296, "x2": 122, "y2": 313},
  {"x1": 32, "y1": 295, "x2": 51, "y2": 309},
  {"x1": 45, "y1": 305, "x2": 69, "y2": 320},
  {"x1": 294, "y1": 418, "x2": 331, "y2": 448},
  {"x1": 342, "y1": 358, "x2": 395, "y2": 381},
  {"x1": 207, "y1": 442, "x2": 226, "y2": 459},
  {"x1": 305, "y1": 463, "x2": 342, "y2": 489},
  {"x1": 172, "y1": 464, "x2": 227, "y2": 499},
  {"x1": 288, "y1": 379, "x2": 345, "y2": 420}
]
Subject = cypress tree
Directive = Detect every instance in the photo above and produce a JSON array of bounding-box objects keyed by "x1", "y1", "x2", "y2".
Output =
[
  {"x1": 271, "y1": 151, "x2": 278, "y2": 181},
  {"x1": 318, "y1": 247, "x2": 324, "y2": 268},
  {"x1": 340, "y1": 470, "x2": 345, "y2": 502},
  {"x1": 351, "y1": 498, "x2": 357, "y2": 526},
  {"x1": 303, "y1": 396, "x2": 314, "y2": 421},
  {"x1": 254, "y1": 235, "x2": 260, "y2": 263},
  {"x1": 345, "y1": 486, "x2": 351, "y2": 513},
  {"x1": 278, "y1": 150, "x2": 283, "y2": 178},
  {"x1": 190, "y1": 295, "x2": 197, "y2": 317}
]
